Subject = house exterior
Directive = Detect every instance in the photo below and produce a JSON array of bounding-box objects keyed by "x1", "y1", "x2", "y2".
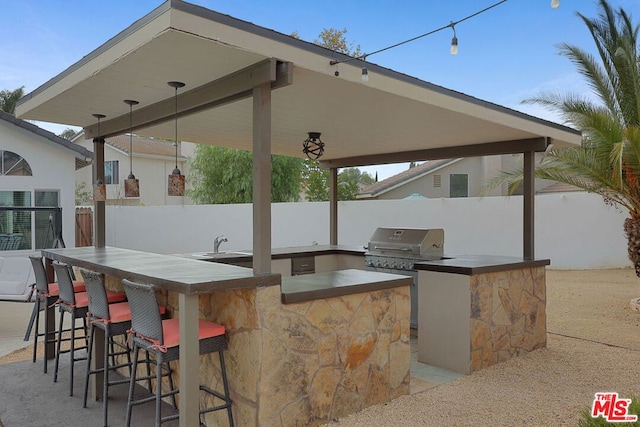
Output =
[
  {"x1": 358, "y1": 154, "x2": 574, "y2": 200},
  {"x1": 74, "y1": 132, "x2": 193, "y2": 206},
  {"x1": 0, "y1": 110, "x2": 92, "y2": 252}
]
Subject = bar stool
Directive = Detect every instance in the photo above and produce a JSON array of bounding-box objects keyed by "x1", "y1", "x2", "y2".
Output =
[
  {"x1": 52, "y1": 261, "x2": 126, "y2": 396},
  {"x1": 80, "y1": 268, "x2": 170, "y2": 427},
  {"x1": 28, "y1": 255, "x2": 86, "y2": 373},
  {"x1": 122, "y1": 279, "x2": 234, "y2": 427}
]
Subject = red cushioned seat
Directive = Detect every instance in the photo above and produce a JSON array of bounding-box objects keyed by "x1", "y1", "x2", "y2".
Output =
[
  {"x1": 102, "y1": 302, "x2": 166, "y2": 324},
  {"x1": 73, "y1": 290, "x2": 126, "y2": 308},
  {"x1": 47, "y1": 280, "x2": 86, "y2": 296},
  {"x1": 160, "y1": 318, "x2": 225, "y2": 349}
]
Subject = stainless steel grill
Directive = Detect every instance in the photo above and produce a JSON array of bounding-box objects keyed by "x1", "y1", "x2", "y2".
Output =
[
  {"x1": 364, "y1": 228, "x2": 444, "y2": 270},
  {"x1": 364, "y1": 228, "x2": 444, "y2": 329}
]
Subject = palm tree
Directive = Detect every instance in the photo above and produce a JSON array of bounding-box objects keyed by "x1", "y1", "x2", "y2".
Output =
[
  {"x1": 0, "y1": 87, "x2": 25, "y2": 114},
  {"x1": 489, "y1": 0, "x2": 640, "y2": 276}
]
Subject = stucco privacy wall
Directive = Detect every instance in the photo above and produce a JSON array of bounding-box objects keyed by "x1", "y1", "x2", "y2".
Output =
[{"x1": 104, "y1": 192, "x2": 627, "y2": 269}]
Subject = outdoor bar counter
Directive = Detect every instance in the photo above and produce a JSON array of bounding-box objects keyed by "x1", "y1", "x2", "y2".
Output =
[
  {"x1": 42, "y1": 246, "x2": 412, "y2": 426},
  {"x1": 414, "y1": 255, "x2": 550, "y2": 375}
]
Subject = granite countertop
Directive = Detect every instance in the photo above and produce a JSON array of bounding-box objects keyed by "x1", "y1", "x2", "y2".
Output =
[
  {"x1": 415, "y1": 255, "x2": 550, "y2": 275},
  {"x1": 281, "y1": 269, "x2": 412, "y2": 304},
  {"x1": 184, "y1": 244, "x2": 366, "y2": 261}
]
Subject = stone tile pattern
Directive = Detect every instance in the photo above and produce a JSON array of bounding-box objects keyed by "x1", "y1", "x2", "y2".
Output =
[
  {"x1": 469, "y1": 267, "x2": 546, "y2": 372},
  {"x1": 104, "y1": 275, "x2": 411, "y2": 427}
]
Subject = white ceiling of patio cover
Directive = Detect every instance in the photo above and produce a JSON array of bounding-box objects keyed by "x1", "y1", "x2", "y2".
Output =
[{"x1": 16, "y1": 1, "x2": 581, "y2": 163}]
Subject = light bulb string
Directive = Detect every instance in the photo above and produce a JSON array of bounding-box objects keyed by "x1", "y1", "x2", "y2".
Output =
[{"x1": 331, "y1": 0, "x2": 507, "y2": 66}]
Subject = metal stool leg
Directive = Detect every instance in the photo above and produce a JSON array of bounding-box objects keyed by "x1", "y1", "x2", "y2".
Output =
[
  {"x1": 31, "y1": 298, "x2": 41, "y2": 363},
  {"x1": 25, "y1": 298, "x2": 39, "y2": 342},
  {"x1": 126, "y1": 345, "x2": 140, "y2": 427},
  {"x1": 53, "y1": 308, "x2": 64, "y2": 383},
  {"x1": 83, "y1": 323, "x2": 96, "y2": 409},
  {"x1": 219, "y1": 351, "x2": 234, "y2": 427}
]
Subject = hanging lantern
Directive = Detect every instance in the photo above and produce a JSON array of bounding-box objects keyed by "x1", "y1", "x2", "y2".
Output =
[
  {"x1": 167, "y1": 81, "x2": 186, "y2": 196},
  {"x1": 302, "y1": 132, "x2": 324, "y2": 160},
  {"x1": 124, "y1": 99, "x2": 140, "y2": 198},
  {"x1": 93, "y1": 179, "x2": 106, "y2": 202}
]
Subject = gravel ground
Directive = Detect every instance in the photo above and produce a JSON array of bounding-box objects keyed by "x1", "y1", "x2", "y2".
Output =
[
  {"x1": 3, "y1": 269, "x2": 640, "y2": 426},
  {"x1": 323, "y1": 269, "x2": 640, "y2": 427}
]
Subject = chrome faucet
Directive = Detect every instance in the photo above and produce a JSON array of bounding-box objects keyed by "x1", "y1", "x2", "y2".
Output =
[{"x1": 213, "y1": 235, "x2": 228, "y2": 253}]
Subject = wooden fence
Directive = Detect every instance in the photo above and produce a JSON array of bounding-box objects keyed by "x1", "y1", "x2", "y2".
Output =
[{"x1": 75, "y1": 207, "x2": 92, "y2": 247}]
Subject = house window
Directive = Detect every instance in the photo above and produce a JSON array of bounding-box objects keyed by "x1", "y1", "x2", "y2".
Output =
[
  {"x1": 450, "y1": 174, "x2": 468, "y2": 198},
  {"x1": 35, "y1": 190, "x2": 59, "y2": 249},
  {"x1": 104, "y1": 160, "x2": 119, "y2": 184},
  {"x1": 0, "y1": 190, "x2": 61, "y2": 251},
  {"x1": 433, "y1": 174, "x2": 441, "y2": 188},
  {"x1": 0, "y1": 150, "x2": 32, "y2": 176},
  {"x1": 0, "y1": 191, "x2": 32, "y2": 250}
]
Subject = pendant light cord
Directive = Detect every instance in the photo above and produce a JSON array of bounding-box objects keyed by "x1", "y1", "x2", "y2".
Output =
[
  {"x1": 129, "y1": 104, "x2": 134, "y2": 174},
  {"x1": 174, "y1": 86, "x2": 178, "y2": 169}
]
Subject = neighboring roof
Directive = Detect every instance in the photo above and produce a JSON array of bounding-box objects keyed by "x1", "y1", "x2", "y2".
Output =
[
  {"x1": 15, "y1": 0, "x2": 582, "y2": 167},
  {"x1": 106, "y1": 133, "x2": 185, "y2": 159},
  {"x1": 358, "y1": 159, "x2": 461, "y2": 199},
  {"x1": 0, "y1": 110, "x2": 93, "y2": 169},
  {"x1": 537, "y1": 182, "x2": 585, "y2": 194}
]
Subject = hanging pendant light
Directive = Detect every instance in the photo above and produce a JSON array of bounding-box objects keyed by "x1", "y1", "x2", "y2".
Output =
[
  {"x1": 124, "y1": 99, "x2": 140, "y2": 198},
  {"x1": 167, "y1": 81, "x2": 186, "y2": 196},
  {"x1": 92, "y1": 114, "x2": 107, "y2": 202}
]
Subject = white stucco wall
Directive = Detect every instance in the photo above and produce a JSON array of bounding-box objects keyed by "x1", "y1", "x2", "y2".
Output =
[
  {"x1": 103, "y1": 191, "x2": 628, "y2": 270},
  {"x1": 0, "y1": 120, "x2": 76, "y2": 250}
]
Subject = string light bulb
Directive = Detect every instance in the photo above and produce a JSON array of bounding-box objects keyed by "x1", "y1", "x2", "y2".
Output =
[
  {"x1": 551, "y1": 0, "x2": 559, "y2": 8},
  {"x1": 361, "y1": 66, "x2": 369, "y2": 82},
  {"x1": 361, "y1": 56, "x2": 369, "y2": 82},
  {"x1": 450, "y1": 24, "x2": 458, "y2": 55}
]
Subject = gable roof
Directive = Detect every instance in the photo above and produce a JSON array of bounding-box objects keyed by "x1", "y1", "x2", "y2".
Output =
[
  {"x1": 15, "y1": 0, "x2": 582, "y2": 167},
  {"x1": 0, "y1": 110, "x2": 93, "y2": 169},
  {"x1": 358, "y1": 159, "x2": 461, "y2": 199},
  {"x1": 536, "y1": 182, "x2": 585, "y2": 194}
]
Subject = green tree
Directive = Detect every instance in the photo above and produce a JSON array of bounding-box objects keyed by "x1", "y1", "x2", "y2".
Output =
[
  {"x1": 188, "y1": 28, "x2": 363, "y2": 204},
  {"x1": 0, "y1": 87, "x2": 24, "y2": 114},
  {"x1": 302, "y1": 161, "x2": 374, "y2": 201},
  {"x1": 59, "y1": 128, "x2": 78, "y2": 140},
  {"x1": 314, "y1": 28, "x2": 362, "y2": 57},
  {"x1": 187, "y1": 145, "x2": 302, "y2": 204},
  {"x1": 301, "y1": 28, "x2": 368, "y2": 200},
  {"x1": 487, "y1": 0, "x2": 640, "y2": 276}
]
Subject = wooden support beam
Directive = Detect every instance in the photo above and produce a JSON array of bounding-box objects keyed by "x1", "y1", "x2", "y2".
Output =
[
  {"x1": 93, "y1": 137, "x2": 105, "y2": 248},
  {"x1": 329, "y1": 168, "x2": 338, "y2": 245},
  {"x1": 84, "y1": 59, "x2": 292, "y2": 139},
  {"x1": 320, "y1": 138, "x2": 549, "y2": 169},
  {"x1": 252, "y1": 82, "x2": 272, "y2": 275},
  {"x1": 523, "y1": 150, "x2": 535, "y2": 260}
]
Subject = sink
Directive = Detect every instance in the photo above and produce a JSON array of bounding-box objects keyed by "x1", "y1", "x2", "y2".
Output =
[{"x1": 191, "y1": 251, "x2": 252, "y2": 258}]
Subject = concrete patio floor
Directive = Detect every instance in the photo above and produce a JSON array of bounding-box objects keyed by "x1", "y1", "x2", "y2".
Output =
[{"x1": 0, "y1": 300, "x2": 458, "y2": 426}]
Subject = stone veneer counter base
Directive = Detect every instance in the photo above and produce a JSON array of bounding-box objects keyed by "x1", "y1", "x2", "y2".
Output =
[{"x1": 416, "y1": 255, "x2": 549, "y2": 375}]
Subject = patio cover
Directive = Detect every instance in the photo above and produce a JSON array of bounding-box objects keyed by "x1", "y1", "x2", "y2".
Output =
[{"x1": 15, "y1": 0, "x2": 581, "y2": 264}]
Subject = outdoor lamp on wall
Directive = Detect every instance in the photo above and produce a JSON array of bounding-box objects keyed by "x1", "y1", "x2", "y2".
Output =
[
  {"x1": 92, "y1": 113, "x2": 107, "y2": 202},
  {"x1": 302, "y1": 132, "x2": 324, "y2": 160},
  {"x1": 124, "y1": 99, "x2": 140, "y2": 198},
  {"x1": 167, "y1": 81, "x2": 186, "y2": 196}
]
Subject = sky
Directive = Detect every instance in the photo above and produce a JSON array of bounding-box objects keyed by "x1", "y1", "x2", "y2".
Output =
[{"x1": 3, "y1": 0, "x2": 639, "y2": 180}]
